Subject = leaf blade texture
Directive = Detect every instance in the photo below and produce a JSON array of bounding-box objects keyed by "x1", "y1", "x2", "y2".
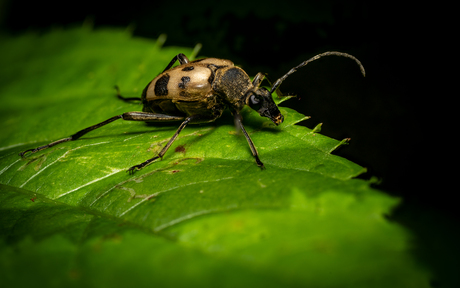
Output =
[{"x1": 0, "y1": 28, "x2": 430, "y2": 288}]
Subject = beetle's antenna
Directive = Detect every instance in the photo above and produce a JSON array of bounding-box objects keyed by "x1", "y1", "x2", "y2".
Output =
[{"x1": 270, "y1": 51, "x2": 366, "y2": 94}]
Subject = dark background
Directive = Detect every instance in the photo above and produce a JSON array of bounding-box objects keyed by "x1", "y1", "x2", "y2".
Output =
[{"x1": 0, "y1": 1, "x2": 451, "y2": 217}]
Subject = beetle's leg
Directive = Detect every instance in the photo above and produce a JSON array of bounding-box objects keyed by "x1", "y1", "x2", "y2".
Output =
[
  {"x1": 252, "y1": 72, "x2": 265, "y2": 88},
  {"x1": 127, "y1": 114, "x2": 200, "y2": 174},
  {"x1": 121, "y1": 112, "x2": 185, "y2": 122},
  {"x1": 233, "y1": 111, "x2": 265, "y2": 169},
  {"x1": 114, "y1": 85, "x2": 142, "y2": 102},
  {"x1": 19, "y1": 115, "x2": 124, "y2": 158},
  {"x1": 19, "y1": 112, "x2": 184, "y2": 158},
  {"x1": 162, "y1": 53, "x2": 190, "y2": 73},
  {"x1": 252, "y1": 72, "x2": 284, "y2": 97}
]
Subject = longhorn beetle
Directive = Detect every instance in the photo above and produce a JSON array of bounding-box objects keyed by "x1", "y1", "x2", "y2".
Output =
[{"x1": 19, "y1": 51, "x2": 365, "y2": 174}]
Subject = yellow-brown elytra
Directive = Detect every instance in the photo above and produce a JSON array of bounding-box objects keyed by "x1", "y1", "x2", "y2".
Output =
[{"x1": 19, "y1": 52, "x2": 365, "y2": 174}]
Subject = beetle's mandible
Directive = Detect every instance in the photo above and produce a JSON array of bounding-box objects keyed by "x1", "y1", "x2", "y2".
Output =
[{"x1": 19, "y1": 51, "x2": 365, "y2": 174}]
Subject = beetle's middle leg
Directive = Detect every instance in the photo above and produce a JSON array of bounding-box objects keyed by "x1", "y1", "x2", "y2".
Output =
[{"x1": 127, "y1": 114, "x2": 201, "y2": 174}]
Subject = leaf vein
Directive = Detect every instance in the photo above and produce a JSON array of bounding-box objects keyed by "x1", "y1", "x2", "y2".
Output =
[
  {"x1": 55, "y1": 169, "x2": 123, "y2": 199},
  {"x1": 19, "y1": 141, "x2": 110, "y2": 189},
  {"x1": 118, "y1": 176, "x2": 234, "y2": 217}
]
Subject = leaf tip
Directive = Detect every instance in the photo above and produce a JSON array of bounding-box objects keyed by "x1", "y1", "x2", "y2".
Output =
[
  {"x1": 311, "y1": 123, "x2": 323, "y2": 134},
  {"x1": 190, "y1": 43, "x2": 202, "y2": 60},
  {"x1": 155, "y1": 34, "x2": 167, "y2": 49},
  {"x1": 329, "y1": 137, "x2": 351, "y2": 153}
]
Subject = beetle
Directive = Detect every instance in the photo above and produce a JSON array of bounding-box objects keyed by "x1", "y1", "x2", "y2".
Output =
[{"x1": 19, "y1": 51, "x2": 365, "y2": 174}]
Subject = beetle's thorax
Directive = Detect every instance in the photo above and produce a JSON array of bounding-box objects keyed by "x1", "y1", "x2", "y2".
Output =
[{"x1": 213, "y1": 66, "x2": 253, "y2": 112}]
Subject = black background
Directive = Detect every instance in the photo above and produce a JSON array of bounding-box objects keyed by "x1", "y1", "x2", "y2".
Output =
[{"x1": 0, "y1": 0, "x2": 453, "y2": 218}]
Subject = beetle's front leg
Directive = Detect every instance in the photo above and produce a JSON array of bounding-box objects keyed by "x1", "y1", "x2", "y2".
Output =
[
  {"x1": 233, "y1": 111, "x2": 265, "y2": 169},
  {"x1": 252, "y1": 72, "x2": 284, "y2": 97}
]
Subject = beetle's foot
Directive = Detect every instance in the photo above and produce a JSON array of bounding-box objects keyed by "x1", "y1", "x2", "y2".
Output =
[
  {"x1": 19, "y1": 142, "x2": 55, "y2": 158},
  {"x1": 255, "y1": 157, "x2": 265, "y2": 170},
  {"x1": 127, "y1": 156, "x2": 160, "y2": 175},
  {"x1": 19, "y1": 148, "x2": 36, "y2": 158},
  {"x1": 127, "y1": 165, "x2": 142, "y2": 175}
]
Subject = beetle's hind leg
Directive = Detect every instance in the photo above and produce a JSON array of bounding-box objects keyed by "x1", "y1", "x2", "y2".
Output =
[
  {"x1": 115, "y1": 85, "x2": 142, "y2": 102},
  {"x1": 18, "y1": 115, "x2": 124, "y2": 158},
  {"x1": 18, "y1": 112, "x2": 184, "y2": 158}
]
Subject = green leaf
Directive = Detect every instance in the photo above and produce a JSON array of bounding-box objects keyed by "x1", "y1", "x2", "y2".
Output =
[{"x1": 0, "y1": 27, "x2": 430, "y2": 287}]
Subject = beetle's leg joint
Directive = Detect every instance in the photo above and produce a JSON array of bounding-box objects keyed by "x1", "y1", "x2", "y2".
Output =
[{"x1": 18, "y1": 149, "x2": 34, "y2": 158}]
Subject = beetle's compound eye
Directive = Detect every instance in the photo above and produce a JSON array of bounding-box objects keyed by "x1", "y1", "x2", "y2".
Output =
[{"x1": 249, "y1": 94, "x2": 262, "y2": 111}]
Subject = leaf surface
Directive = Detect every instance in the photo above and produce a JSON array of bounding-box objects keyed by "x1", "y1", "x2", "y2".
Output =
[{"x1": 0, "y1": 28, "x2": 430, "y2": 287}]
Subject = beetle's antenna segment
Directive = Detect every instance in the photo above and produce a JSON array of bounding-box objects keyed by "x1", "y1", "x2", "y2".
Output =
[{"x1": 270, "y1": 51, "x2": 365, "y2": 93}]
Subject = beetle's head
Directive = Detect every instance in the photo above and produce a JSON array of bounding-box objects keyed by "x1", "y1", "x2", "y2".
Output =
[{"x1": 245, "y1": 88, "x2": 284, "y2": 126}]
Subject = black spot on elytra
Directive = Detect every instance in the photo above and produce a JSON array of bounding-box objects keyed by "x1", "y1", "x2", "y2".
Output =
[
  {"x1": 178, "y1": 76, "x2": 191, "y2": 89},
  {"x1": 182, "y1": 66, "x2": 194, "y2": 71},
  {"x1": 154, "y1": 74, "x2": 170, "y2": 96}
]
